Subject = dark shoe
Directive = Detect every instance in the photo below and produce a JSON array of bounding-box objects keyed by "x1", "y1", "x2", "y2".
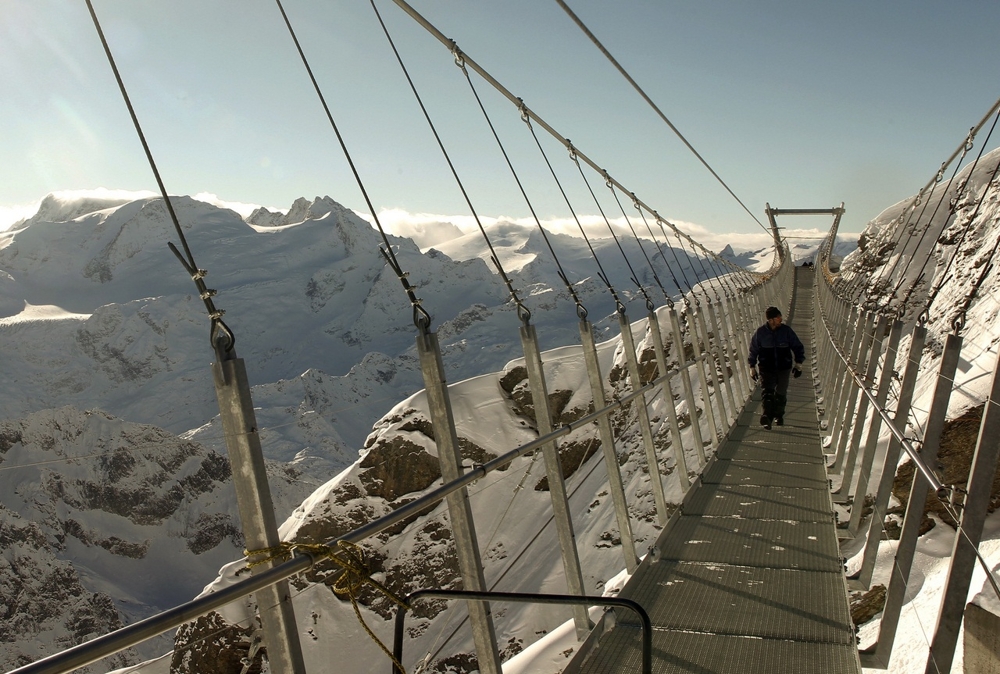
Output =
[
  {"x1": 760, "y1": 415, "x2": 771, "y2": 430},
  {"x1": 775, "y1": 417, "x2": 784, "y2": 426}
]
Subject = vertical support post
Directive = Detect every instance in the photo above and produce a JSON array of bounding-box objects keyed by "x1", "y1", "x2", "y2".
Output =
[
  {"x1": 825, "y1": 306, "x2": 859, "y2": 456},
  {"x1": 618, "y1": 312, "x2": 670, "y2": 525},
  {"x1": 864, "y1": 333, "x2": 962, "y2": 670},
  {"x1": 925, "y1": 347, "x2": 1000, "y2": 674},
  {"x1": 724, "y1": 296, "x2": 748, "y2": 405},
  {"x1": 847, "y1": 319, "x2": 903, "y2": 534},
  {"x1": 706, "y1": 300, "x2": 738, "y2": 427},
  {"x1": 518, "y1": 323, "x2": 593, "y2": 638},
  {"x1": 415, "y1": 330, "x2": 502, "y2": 674},
  {"x1": 688, "y1": 304, "x2": 721, "y2": 448},
  {"x1": 212, "y1": 353, "x2": 306, "y2": 674},
  {"x1": 855, "y1": 325, "x2": 925, "y2": 588},
  {"x1": 831, "y1": 311, "x2": 876, "y2": 478},
  {"x1": 833, "y1": 313, "x2": 887, "y2": 503},
  {"x1": 579, "y1": 319, "x2": 639, "y2": 573},
  {"x1": 649, "y1": 309, "x2": 690, "y2": 492},
  {"x1": 669, "y1": 308, "x2": 707, "y2": 465}
]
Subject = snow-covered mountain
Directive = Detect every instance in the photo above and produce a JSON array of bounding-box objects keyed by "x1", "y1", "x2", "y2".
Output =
[
  {"x1": 112, "y1": 141, "x2": 1000, "y2": 674},
  {"x1": 0, "y1": 192, "x2": 771, "y2": 670}
]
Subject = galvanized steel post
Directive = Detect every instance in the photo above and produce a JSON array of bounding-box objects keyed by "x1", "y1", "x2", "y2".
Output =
[
  {"x1": 618, "y1": 311, "x2": 670, "y2": 525},
  {"x1": 579, "y1": 319, "x2": 640, "y2": 573},
  {"x1": 648, "y1": 309, "x2": 690, "y2": 492},
  {"x1": 211, "y1": 353, "x2": 306, "y2": 674},
  {"x1": 864, "y1": 333, "x2": 961, "y2": 669},
  {"x1": 847, "y1": 319, "x2": 903, "y2": 534},
  {"x1": 670, "y1": 308, "x2": 707, "y2": 465},
  {"x1": 854, "y1": 325, "x2": 925, "y2": 589},
  {"x1": 415, "y1": 330, "x2": 502, "y2": 674},
  {"x1": 925, "y1": 347, "x2": 1000, "y2": 674},
  {"x1": 518, "y1": 324, "x2": 593, "y2": 637}
]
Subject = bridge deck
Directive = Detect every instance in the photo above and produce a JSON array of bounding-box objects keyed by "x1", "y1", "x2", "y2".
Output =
[{"x1": 572, "y1": 268, "x2": 860, "y2": 673}]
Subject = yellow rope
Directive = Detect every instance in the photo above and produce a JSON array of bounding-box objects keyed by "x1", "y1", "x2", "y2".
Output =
[{"x1": 245, "y1": 540, "x2": 410, "y2": 673}]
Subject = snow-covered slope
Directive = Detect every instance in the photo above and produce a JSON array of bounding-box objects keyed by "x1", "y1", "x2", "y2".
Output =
[{"x1": 0, "y1": 192, "x2": 769, "y2": 670}]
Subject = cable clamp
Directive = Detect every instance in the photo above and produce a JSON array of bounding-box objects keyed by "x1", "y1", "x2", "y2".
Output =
[
  {"x1": 517, "y1": 98, "x2": 530, "y2": 124},
  {"x1": 200, "y1": 289, "x2": 217, "y2": 301},
  {"x1": 191, "y1": 269, "x2": 208, "y2": 281},
  {"x1": 449, "y1": 40, "x2": 466, "y2": 68},
  {"x1": 208, "y1": 310, "x2": 226, "y2": 320}
]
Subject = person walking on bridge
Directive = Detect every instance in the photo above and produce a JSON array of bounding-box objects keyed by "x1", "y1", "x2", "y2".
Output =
[{"x1": 748, "y1": 306, "x2": 805, "y2": 429}]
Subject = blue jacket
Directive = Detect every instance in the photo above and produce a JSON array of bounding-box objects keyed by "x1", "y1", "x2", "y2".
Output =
[{"x1": 748, "y1": 323, "x2": 805, "y2": 372}]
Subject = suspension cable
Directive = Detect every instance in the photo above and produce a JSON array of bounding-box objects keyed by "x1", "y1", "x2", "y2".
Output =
[
  {"x1": 388, "y1": 0, "x2": 743, "y2": 287},
  {"x1": 920, "y1": 110, "x2": 1000, "y2": 324},
  {"x1": 607, "y1": 186, "x2": 671, "y2": 306},
  {"x1": 273, "y1": 0, "x2": 431, "y2": 332},
  {"x1": 570, "y1": 155, "x2": 653, "y2": 312},
  {"x1": 894, "y1": 140, "x2": 976, "y2": 314},
  {"x1": 518, "y1": 110, "x2": 589, "y2": 319},
  {"x1": 370, "y1": 2, "x2": 532, "y2": 326},
  {"x1": 948, "y1": 156, "x2": 1000, "y2": 333},
  {"x1": 552, "y1": 0, "x2": 769, "y2": 235},
  {"x1": 83, "y1": 0, "x2": 234, "y2": 355}
]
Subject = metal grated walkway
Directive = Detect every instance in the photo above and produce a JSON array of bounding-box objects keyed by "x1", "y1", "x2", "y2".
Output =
[{"x1": 569, "y1": 267, "x2": 861, "y2": 674}]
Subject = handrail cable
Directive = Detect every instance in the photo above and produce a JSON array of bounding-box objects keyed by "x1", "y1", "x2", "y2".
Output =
[
  {"x1": 369, "y1": 0, "x2": 531, "y2": 325},
  {"x1": 273, "y1": 0, "x2": 431, "y2": 332},
  {"x1": 570, "y1": 153, "x2": 655, "y2": 312},
  {"x1": 921, "y1": 110, "x2": 1000, "y2": 326},
  {"x1": 83, "y1": 0, "x2": 234, "y2": 355},
  {"x1": 388, "y1": 0, "x2": 750, "y2": 287},
  {"x1": 552, "y1": 0, "x2": 769, "y2": 235},
  {"x1": 819, "y1": 291, "x2": 1000, "y2": 607}
]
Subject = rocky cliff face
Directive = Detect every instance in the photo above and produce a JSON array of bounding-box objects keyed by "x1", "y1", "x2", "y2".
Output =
[{"x1": 0, "y1": 407, "x2": 256, "y2": 664}]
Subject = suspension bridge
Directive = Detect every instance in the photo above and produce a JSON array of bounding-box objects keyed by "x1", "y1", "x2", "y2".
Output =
[{"x1": 7, "y1": 1, "x2": 1000, "y2": 674}]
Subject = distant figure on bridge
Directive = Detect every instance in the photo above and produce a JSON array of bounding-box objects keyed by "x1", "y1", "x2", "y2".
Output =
[{"x1": 748, "y1": 306, "x2": 805, "y2": 430}]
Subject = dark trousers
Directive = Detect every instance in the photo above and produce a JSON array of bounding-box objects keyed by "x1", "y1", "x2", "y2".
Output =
[{"x1": 760, "y1": 368, "x2": 791, "y2": 419}]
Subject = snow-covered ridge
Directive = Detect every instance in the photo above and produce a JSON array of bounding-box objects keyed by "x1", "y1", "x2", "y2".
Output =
[{"x1": 0, "y1": 189, "x2": 854, "y2": 671}]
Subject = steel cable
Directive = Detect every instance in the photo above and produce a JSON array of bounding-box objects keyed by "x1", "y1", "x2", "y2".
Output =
[
  {"x1": 552, "y1": 0, "x2": 769, "y2": 235},
  {"x1": 273, "y1": 0, "x2": 431, "y2": 332}
]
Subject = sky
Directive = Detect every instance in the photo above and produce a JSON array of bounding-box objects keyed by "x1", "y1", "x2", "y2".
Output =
[{"x1": 3, "y1": 0, "x2": 1000, "y2": 241}]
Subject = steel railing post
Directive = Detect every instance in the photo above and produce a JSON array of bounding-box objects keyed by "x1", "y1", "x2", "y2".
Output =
[
  {"x1": 826, "y1": 305, "x2": 860, "y2": 464},
  {"x1": 925, "y1": 347, "x2": 1000, "y2": 674},
  {"x1": 846, "y1": 319, "x2": 903, "y2": 534},
  {"x1": 864, "y1": 333, "x2": 961, "y2": 669},
  {"x1": 579, "y1": 319, "x2": 640, "y2": 573},
  {"x1": 706, "y1": 299, "x2": 738, "y2": 427},
  {"x1": 834, "y1": 314, "x2": 888, "y2": 504},
  {"x1": 831, "y1": 311, "x2": 876, "y2": 480},
  {"x1": 855, "y1": 325, "x2": 925, "y2": 588},
  {"x1": 518, "y1": 323, "x2": 593, "y2": 637},
  {"x1": 648, "y1": 309, "x2": 690, "y2": 492},
  {"x1": 688, "y1": 303, "x2": 721, "y2": 448},
  {"x1": 618, "y1": 311, "x2": 670, "y2": 526},
  {"x1": 415, "y1": 330, "x2": 503, "y2": 674},
  {"x1": 670, "y1": 307, "x2": 707, "y2": 465},
  {"x1": 211, "y1": 352, "x2": 306, "y2": 674}
]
